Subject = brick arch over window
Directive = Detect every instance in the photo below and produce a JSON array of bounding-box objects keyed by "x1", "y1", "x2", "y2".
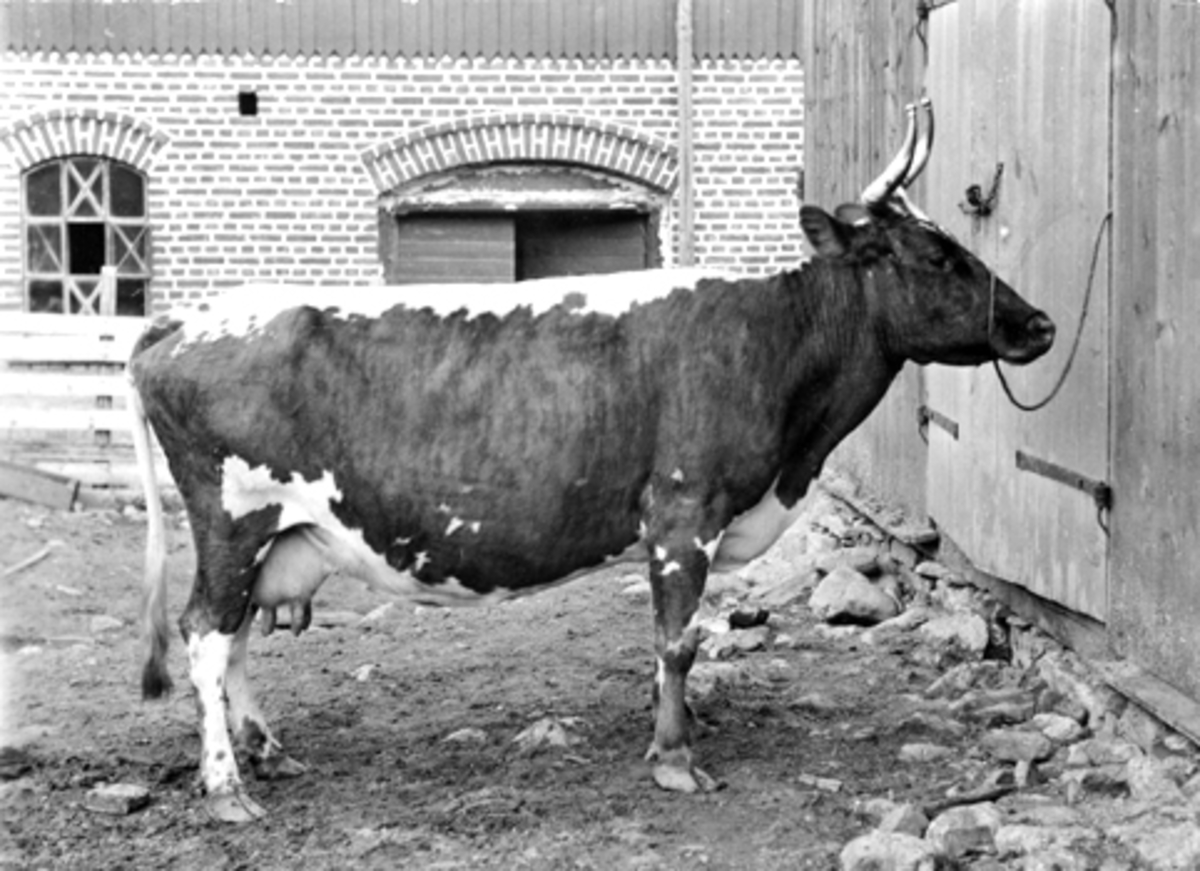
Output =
[
  {"x1": 0, "y1": 109, "x2": 170, "y2": 172},
  {"x1": 360, "y1": 114, "x2": 679, "y2": 195}
]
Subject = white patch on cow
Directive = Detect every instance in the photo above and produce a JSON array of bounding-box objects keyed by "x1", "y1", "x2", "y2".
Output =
[
  {"x1": 712, "y1": 479, "x2": 810, "y2": 573},
  {"x1": 655, "y1": 657, "x2": 666, "y2": 696},
  {"x1": 445, "y1": 517, "x2": 464, "y2": 537},
  {"x1": 187, "y1": 630, "x2": 240, "y2": 794},
  {"x1": 654, "y1": 545, "x2": 669, "y2": 562},
  {"x1": 220, "y1": 456, "x2": 343, "y2": 529},
  {"x1": 164, "y1": 269, "x2": 737, "y2": 346},
  {"x1": 695, "y1": 534, "x2": 723, "y2": 565},
  {"x1": 413, "y1": 551, "x2": 431, "y2": 572},
  {"x1": 394, "y1": 535, "x2": 413, "y2": 547},
  {"x1": 661, "y1": 560, "x2": 682, "y2": 577},
  {"x1": 469, "y1": 521, "x2": 482, "y2": 534},
  {"x1": 436, "y1": 502, "x2": 452, "y2": 514}
]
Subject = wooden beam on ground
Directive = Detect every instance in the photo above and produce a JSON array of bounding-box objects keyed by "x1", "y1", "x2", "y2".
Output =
[
  {"x1": 0, "y1": 458, "x2": 80, "y2": 510},
  {"x1": 1098, "y1": 660, "x2": 1200, "y2": 748}
]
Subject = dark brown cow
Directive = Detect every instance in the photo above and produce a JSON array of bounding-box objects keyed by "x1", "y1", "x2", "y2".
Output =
[{"x1": 129, "y1": 100, "x2": 1054, "y2": 822}]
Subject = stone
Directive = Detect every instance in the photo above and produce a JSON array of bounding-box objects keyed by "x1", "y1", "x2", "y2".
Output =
[
  {"x1": 889, "y1": 540, "x2": 920, "y2": 569},
  {"x1": 512, "y1": 717, "x2": 585, "y2": 752},
  {"x1": 83, "y1": 783, "x2": 151, "y2": 815},
  {"x1": 897, "y1": 710, "x2": 967, "y2": 739},
  {"x1": 752, "y1": 570, "x2": 820, "y2": 609},
  {"x1": 954, "y1": 689, "x2": 1037, "y2": 726},
  {"x1": 357, "y1": 603, "x2": 395, "y2": 624},
  {"x1": 1118, "y1": 701, "x2": 1172, "y2": 754},
  {"x1": 1032, "y1": 712, "x2": 1086, "y2": 744},
  {"x1": 926, "y1": 802, "x2": 1002, "y2": 860},
  {"x1": 1125, "y1": 755, "x2": 1188, "y2": 803},
  {"x1": 443, "y1": 727, "x2": 488, "y2": 745},
  {"x1": 1037, "y1": 652, "x2": 1127, "y2": 728},
  {"x1": 350, "y1": 663, "x2": 377, "y2": 682},
  {"x1": 878, "y1": 803, "x2": 929, "y2": 837},
  {"x1": 89, "y1": 615, "x2": 123, "y2": 633},
  {"x1": 701, "y1": 625, "x2": 770, "y2": 660},
  {"x1": 815, "y1": 546, "x2": 882, "y2": 576},
  {"x1": 839, "y1": 831, "x2": 938, "y2": 871},
  {"x1": 914, "y1": 561, "x2": 954, "y2": 581},
  {"x1": 918, "y1": 612, "x2": 989, "y2": 659},
  {"x1": 925, "y1": 662, "x2": 980, "y2": 700},
  {"x1": 898, "y1": 742, "x2": 953, "y2": 764},
  {"x1": 980, "y1": 728, "x2": 1054, "y2": 763},
  {"x1": 1064, "y1": 736, "x2": 1140, "y2": 768},
  {"x1": 1004, "y1": 800, "x2": 1083, "y2": 828},
  {"x1": 1060, "y1": 765, "x2": 1130, "y2": 801},
  {"x1": 994, "y1": 824, "x2": 1099, "y2": 860},
  {"x1": 814, "y1": 623, "x2": 862, "y2": 642},
  {"x1": 1118, "y1": 821, "x2": 1200, "y2": 870},
  {"x1": 809, "y1": 566, "x2": 899, "y2": 625},
  {"x1": 1021, "y1": 851, "x2": 1092, "y2": 871}
]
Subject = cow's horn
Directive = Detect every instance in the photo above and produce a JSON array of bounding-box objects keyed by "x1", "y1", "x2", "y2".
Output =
[
  {"x1": 862, "y1": 102, "x2": 919, "y2": 206},
  {"x1": 903, "y1": 98, "x2": 935, "y2": 187}
]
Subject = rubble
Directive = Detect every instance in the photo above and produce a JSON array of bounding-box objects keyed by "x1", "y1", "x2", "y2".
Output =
[{"x1": 714, "y1": 480, "x2": 1200, "y2": 870}]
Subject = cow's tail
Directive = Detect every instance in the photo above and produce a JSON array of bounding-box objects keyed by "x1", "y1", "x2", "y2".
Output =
[{"x1": 129, "y1": 323, "x2": 178, "y2": 699}]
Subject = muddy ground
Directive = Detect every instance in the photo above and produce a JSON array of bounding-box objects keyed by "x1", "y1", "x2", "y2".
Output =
[{"x1": 2, "y1": 492, "x2": 1013, "y2": 870}]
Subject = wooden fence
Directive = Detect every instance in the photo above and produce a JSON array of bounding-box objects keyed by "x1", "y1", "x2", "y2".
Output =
[{"x1": 0, "y1": 313, "x2": 167, "y2": 505}]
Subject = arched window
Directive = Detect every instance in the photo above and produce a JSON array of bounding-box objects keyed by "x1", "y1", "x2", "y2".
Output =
[{"x1": 22, "y1": 157, "x2": 150, "y2": 316}]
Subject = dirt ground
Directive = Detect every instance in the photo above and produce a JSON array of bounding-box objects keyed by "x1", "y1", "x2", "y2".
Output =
[{"x1": 0, "y1": 492, "x2": 982, "y2": 870}]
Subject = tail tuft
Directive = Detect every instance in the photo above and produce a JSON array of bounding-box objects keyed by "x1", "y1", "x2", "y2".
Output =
[{"x1": 141, "y1": 626, "x2": 174, "y2": 699}]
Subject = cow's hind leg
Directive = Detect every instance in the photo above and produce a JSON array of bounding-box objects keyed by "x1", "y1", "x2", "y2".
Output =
[
  {"x1": 641, "y1": 481, "x2": 726, "y2": 793},
  {"x1": 181, "y1": 515, "x2": 284, "y2": 824},
  {"x1": 225, "y1": 607, "x2": 307, "y2": 781},
  {"x1": 185, "y1": 619, "x2": 265, "y2": 823}
]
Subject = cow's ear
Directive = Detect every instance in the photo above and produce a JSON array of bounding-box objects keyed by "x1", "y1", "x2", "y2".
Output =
[{"x1": 800, "y1": 206, "x2": 854, "y2": 257}]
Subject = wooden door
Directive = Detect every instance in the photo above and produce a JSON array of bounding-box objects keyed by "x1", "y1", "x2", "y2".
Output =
[{"x1": 924, "y1": 0, "x2": 1113, "y2": 620}]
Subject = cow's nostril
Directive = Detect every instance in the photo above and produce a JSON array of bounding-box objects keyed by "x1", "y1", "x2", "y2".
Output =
[{"x1": 1028, "y1": 313, "x2": 1056, "y2": 346}]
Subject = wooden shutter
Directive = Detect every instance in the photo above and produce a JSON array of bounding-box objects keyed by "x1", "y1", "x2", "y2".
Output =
[{"x1": 388, "y1": 215, "x2": 515, "y2": 284}]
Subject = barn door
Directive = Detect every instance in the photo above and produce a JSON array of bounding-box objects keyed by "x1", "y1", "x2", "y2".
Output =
[{"x1": 924, "y1": 0, "x2": 1113, "y2": 620}]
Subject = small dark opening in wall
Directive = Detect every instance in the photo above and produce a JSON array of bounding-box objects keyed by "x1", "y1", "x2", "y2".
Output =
[{"x1": 238, "y1": 91, "x2": 259, "y2": 117}]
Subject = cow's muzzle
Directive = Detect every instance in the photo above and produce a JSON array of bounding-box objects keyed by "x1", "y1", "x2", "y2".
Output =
[{"x1": 999, "y1": 311, "x2": 1056, "y2": 364}]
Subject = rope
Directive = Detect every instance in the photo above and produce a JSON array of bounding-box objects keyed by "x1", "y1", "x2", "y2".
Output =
[{"x1": 991, "y1": 210, "x2": 1112, "y2": 412}]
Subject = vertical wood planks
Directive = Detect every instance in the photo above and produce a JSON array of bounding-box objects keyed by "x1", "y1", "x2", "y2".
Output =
[
  {"x1": 924, "y1": 0, "x2": 1112, "y2": 621},
  {"x1": 1110, "y1": 0, "x2": 1200, "y2": 699},
  {"x1": 0, "y1": 0, "x2": 802, "y2": 61}
]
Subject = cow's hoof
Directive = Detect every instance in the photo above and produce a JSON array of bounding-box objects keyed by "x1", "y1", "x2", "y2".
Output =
[
  {"x1": 253, "y1": 753, "x2": 307, "y2": 781},
  {"x1": 652, "y1": 761, "x2": 721, "y2": 794},
  {"x1": 205, "y1": 789, "x2": 266, "y2": 824}
]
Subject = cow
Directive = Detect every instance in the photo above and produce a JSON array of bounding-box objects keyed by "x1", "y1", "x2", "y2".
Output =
[{"x1": 129, "y1": 99, "x2": 1055, "y2": 823}]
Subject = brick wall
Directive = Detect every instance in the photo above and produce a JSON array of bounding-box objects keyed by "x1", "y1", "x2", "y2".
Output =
[{"x1": 0, "y1": 52, "x2": 804, "y2": 313}]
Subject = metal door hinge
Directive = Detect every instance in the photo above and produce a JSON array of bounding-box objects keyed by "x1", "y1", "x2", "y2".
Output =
[
  {"x1": 1015, "y1": 450, "x2": 1112, "y2": 533},
  {"x1": 918, "y1": 405, "x2": 959, "y2": 442}
]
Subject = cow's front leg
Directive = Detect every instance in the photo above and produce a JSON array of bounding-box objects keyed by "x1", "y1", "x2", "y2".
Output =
[{"x1": 642, "y1": 485, "x2": 725, "y2": 793}]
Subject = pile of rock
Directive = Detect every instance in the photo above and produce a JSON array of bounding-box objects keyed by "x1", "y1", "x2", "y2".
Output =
[{"x1": 672, "y1": 487, "x2": 1200, "y2": 869}]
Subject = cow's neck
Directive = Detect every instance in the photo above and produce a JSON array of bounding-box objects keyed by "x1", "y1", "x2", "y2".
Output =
[{"x1": 772, "y1": 259, "x2": 902, "y2": 506}]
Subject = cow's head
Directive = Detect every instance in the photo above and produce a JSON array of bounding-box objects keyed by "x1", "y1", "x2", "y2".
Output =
[{"x1": 800, "y1": 100, "x2": 1055, "y2": 367}]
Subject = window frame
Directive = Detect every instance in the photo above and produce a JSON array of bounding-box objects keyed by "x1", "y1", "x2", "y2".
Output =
[{"x1": 21, "y1": 156, "x2": 151, "y2": 317}]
